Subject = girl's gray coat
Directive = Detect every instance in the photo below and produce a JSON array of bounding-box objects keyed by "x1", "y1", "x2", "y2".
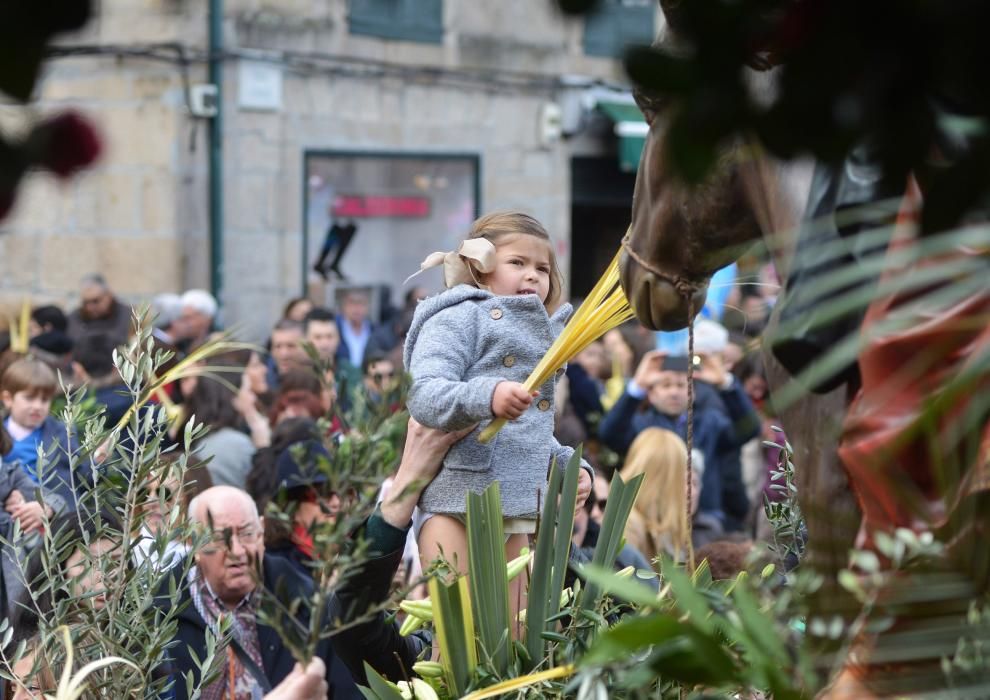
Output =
[{"x1": 404, "y1": 285, "x2": 588, "y2": 519}]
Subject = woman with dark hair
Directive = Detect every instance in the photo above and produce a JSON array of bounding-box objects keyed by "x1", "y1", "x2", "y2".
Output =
[
  {"x1": 266, "y1": 369, "x2": 340, "y2": 434},
  {"x1": 245, "y1": 417, "x2": 320, "y2": 511},
  {"x1": 282, "y1": 297, "x2": 314, "y2": 323},
  {"x1": 178, "y1": 372, "x2": 255, "y2": 489}
]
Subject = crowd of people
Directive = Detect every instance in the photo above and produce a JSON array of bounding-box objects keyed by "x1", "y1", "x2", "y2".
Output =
[{"x1": 0, "y1": 224, "x2": 781, "y2": 697}]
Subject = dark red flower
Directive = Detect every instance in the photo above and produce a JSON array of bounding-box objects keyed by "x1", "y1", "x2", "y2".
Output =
[{"x1": 34, "y1": 110, "x2": 102, "y2": 179}]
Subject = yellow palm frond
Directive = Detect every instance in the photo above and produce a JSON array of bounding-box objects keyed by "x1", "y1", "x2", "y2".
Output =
[
  {"x1": 479, "y1": 246, "x2": 634, "y2": 443},
  {"x1": 115, "y1": 336, "x2": 256, "y2": 429},
  {"x1": 8, "y1": 297, "x2": 31, "y2": 354},
  {"x1": 458, "y1": 664, "x2": 576, "y2": 700}
]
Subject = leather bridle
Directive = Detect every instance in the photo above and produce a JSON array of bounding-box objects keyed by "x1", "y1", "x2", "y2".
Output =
[{"x1": 620, "y1": 234, "x2": 704, "y2": 299}]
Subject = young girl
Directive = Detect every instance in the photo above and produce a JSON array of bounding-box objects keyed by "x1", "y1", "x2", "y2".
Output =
[{"x1": 404, "y1": 212, "x2": 593, "y2": 589}]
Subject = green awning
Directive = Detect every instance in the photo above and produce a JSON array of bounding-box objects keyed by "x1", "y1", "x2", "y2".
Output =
[{"x1": 596, "y1": 100, "x2": 649, "y2": 173}]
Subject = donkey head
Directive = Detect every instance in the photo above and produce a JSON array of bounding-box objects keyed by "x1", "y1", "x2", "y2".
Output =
[{"x1": 620, "y1": 0, "x2": 765, "y2": 331}]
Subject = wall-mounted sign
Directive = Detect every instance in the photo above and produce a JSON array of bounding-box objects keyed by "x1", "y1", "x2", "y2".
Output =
[
  {"x1": 237, "y1": 60, "x2": 282, "y2": 112},
  {"x1": 330, "y1": 195, "x2": 431, "y2": 218}
]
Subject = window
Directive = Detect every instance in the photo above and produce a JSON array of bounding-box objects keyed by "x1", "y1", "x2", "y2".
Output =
[
  {"x1": 302, "y1": 152, "x2": 480, "y2": 296},
  {"x1": 583, "y1": 0, "x2": 655, "y2": 58},
  {"x1": 349, "y1": 0, "x2": 444, "y2": 44}
]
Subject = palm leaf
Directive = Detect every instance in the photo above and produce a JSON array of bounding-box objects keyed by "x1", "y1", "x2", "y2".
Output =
[
  {"x1": 466, "y1": 483, "x2": 513, "y2": 674},
  {"x1": 579, "y1": 472, "x2": 645, "y2": 612},
  {"x1": 429, "y1": 575, "x2": 477, "y2": 697}
]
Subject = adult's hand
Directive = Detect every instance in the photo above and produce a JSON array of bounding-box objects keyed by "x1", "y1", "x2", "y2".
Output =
[
  {"x1": 4, "y1": 489, "x2": 24, "y2": 511},
  {"x1": 576, "y1": 467, "x2": 593, "y2": 507},
  {"x1": 263, "y1": 658, "x2": 327, "y2": 700},
  {"x1": 9, "y1": 501, "x2": 45, "y2": 532},
  {"x1": 694, "y1": 352, "x2": 729, "y2": 388},
  {"x1": 631, "y1": 349, "x2": 667, "y2": 392},
  {"x1": 381, "y1": 418, "x2": 475, "y2": 528}
]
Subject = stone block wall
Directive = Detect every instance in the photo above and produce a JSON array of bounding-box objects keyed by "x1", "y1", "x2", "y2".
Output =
[{"x1": 0, "y1": 0, "x2": 641, "y2": 340}]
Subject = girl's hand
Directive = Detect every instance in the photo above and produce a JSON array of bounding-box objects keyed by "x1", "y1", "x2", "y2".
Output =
[
  {"x1": 10, "y1": 501, "x2": 46, "y2": 532},
  {"x1": 492, "y1": 381, "x2": 533, "y2": 420}
]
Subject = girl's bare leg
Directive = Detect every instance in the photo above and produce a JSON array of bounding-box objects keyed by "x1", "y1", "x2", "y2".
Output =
[
  {"x1": 418, "y1": 514, "x2": 469, "y2": 579},
  {"x1": 418, "y1": 515, "x2": 470, "y2": 660}
]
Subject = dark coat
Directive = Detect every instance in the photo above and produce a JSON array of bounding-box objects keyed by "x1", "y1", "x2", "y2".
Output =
[
  {"x1": 565, "y1": 362, "x2": 605, "y2": 433},
  {"x1": 328, "y1": 527, "x2": 431, "y2": 685},
  {"x1": 66, "y1": 298, "x2": 133, "y2": 346},
  {"x1": 92, "y1": 384, "x2": 133, "y2": 428},
  {"x1": 37, "y1": 416, "x2": 82, "y2": 509},
  {"x1": 160, "y1": 554, "x2": 360, "y2": 700},
  {"x1": 690, "y1": 379, "x2": 760, "y2": 529}
]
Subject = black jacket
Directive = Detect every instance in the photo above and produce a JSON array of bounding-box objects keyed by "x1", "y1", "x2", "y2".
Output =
[
  {"x1": 328, "y1": 515, "x2": 431, "y2": 685},
  {"x1": 160, "y1": 554, "x2": 360, "y2": 700}
]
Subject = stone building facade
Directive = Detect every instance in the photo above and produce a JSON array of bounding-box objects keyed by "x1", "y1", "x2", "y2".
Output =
[{"x1": 0, "y1": 0, "x2": 653, "y2": 340}]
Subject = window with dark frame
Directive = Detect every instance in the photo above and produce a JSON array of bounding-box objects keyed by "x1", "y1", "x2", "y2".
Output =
[
  {"x1": 583, "y1": 0, "x2": 655, "y2": 58},
  {"x1": 302, "y1": 151, "x2": 480, "y2": 299},
  {"x1": 348, "y1": 0, "x2": 444, "y2": 44}
]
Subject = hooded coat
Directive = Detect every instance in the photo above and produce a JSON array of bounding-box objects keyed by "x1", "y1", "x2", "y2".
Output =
[{"x1": 404, "y1": 285, "x2": 589, "y2": 519}]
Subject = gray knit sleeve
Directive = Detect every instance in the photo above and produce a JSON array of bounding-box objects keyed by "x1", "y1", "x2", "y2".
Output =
[
  {"x1": 551, "y1": 440, "x2": 594, "y2": 484},
  {"x1": 407, "y1": 305, "x2": 504, "y2": 431}
]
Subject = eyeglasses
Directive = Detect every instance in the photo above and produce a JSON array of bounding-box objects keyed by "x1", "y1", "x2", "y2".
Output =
[
  {"x1": 201, "y1": 526, "x2": 261, "y2": 554},
  {"x1": 372, "y1": 371, "x2": 395, "y2": 383}
]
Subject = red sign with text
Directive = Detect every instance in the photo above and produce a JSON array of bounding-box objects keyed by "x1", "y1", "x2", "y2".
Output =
[{"x1": 331, "y1": 195, "x2": 431, "y2": 218}]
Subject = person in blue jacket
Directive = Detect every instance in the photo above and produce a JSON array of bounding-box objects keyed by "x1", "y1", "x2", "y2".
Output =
[
  {"x1": 599, "y1": 350, "x2": 752, "y2": 528},
  {"x1": 1, "y1": 357, "x2": 81, "y2": 508}
]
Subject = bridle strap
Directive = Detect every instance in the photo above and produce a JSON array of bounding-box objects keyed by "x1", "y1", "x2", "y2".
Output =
[{"x1": 620, "y1": 234, "x2": 702, "y2": 298}]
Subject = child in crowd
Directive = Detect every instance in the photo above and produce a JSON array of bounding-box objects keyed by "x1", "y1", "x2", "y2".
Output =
[
  {"x1": 0, "y1": 364, "x2": 68, "y2": 618},
  {"x1": 599, "y1": 351, "x2": 743, "y2": 528},
  {"x1": 404, "y1": 212, "x2": 593, "y2": 595},
  {"x1": 1, "y1": 358, "x2": 78, "y2": 506}
]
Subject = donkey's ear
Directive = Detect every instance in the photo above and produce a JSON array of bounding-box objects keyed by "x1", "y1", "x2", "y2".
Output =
[{"x1": 659, "y1": 0, "x2": 688, "y2": 35}]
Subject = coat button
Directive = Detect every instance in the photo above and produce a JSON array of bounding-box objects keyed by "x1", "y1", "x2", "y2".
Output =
[
  {"x1": 490, "y1": 308, "x2": 503, "y2": 320},
  {"x1": 537, "y1": 399, "x2": 551, "y2": 411},
  {"x1": 503, "y1": 355, "x2": 515, "y2": 368}
]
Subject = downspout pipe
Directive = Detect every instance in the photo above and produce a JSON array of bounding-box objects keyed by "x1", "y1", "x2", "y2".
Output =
[{"x1": 208, "y1": 0, "x2": 224, "y2": 304}]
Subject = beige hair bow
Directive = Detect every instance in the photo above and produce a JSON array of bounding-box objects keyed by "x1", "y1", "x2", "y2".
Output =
[{"x1": 407, "y1": 237, "x2": 497, "y2": 289}]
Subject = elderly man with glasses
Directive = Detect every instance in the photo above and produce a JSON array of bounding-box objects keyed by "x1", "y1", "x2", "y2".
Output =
[
  {"x1": 159, "y1": 418, "x2": 469, "y2": 698},
  {"x1": 160, "y1": 485, "x2": 360, "y2": 699}
]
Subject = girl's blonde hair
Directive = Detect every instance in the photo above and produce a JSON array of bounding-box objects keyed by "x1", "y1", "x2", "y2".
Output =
[
  {"x1": 467, "y1": 211, "x2": 565, "y2": 312},
  {"x1": 619, "y1": 428, "x2": 691, "y2": 562}
]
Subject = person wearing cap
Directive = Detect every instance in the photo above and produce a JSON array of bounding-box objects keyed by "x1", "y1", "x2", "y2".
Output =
[
  {"x1": 598, "y1": 349, "x2": 740, "y2": 528},
  {"x1": 263, "y1": 439, "x2": 340, "y2": 579}
]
